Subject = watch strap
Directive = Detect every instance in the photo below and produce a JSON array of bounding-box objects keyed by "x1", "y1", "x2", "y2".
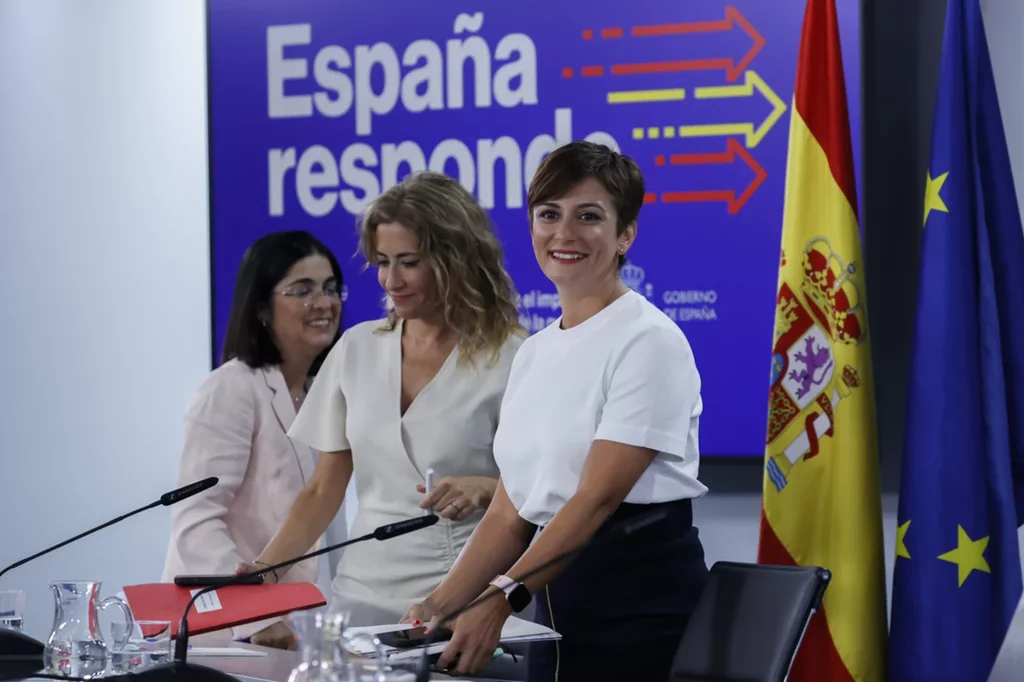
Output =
[{"x1": 489, "y1": 574, "x2": 517, "y2": 594}]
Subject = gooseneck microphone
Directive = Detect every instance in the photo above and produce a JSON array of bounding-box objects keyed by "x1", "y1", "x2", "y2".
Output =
[
  {"x1": 0, "y1": 514, "x2": 439, "y2": 682},
  {"x1": 0, "y1": 477, "x2": 218, "y2": 581},
  {"x1": 0, "y1": 478, "x2": 219, "y2": 670},
  {"x1": 173, "y1": 514, "x2": 440, "y2": 663},
  {"x1": 411, "y1": 507, "x2": 671, "y2": 682},
  {"x1": 99, "y1": 515, "x2": 441, "y2": 682}
]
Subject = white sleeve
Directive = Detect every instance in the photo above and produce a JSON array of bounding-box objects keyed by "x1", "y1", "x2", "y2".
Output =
[
  {"x1": 289, "y1": 333, "x2": 350, "y2": 452},
  {"x1": 593, "y1": 325, "x2": 701, "y2": 459}
]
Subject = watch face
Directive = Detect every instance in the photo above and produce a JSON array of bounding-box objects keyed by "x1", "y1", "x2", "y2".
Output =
[{"x1": 509, "y1": 584, "x2": 532, "y2": 613}]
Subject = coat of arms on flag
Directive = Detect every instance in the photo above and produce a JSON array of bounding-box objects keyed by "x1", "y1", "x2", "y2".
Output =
[{"x1": 765, "y1": 236, "x2": 866, "y2": 492}]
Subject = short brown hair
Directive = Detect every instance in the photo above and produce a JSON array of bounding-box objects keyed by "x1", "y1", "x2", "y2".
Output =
[
  {"x1": 527, "y1": 141, "x2": 646, "y2": 267},
  {"x1": 358, "y1": 171, "x2": 524, "y2": 365}
]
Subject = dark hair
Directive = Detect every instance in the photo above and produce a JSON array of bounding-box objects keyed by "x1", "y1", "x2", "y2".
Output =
[
  {"x1": 527, "y1": 141, "x2": 646, "y2": 268},
  {"x1": 221, "y1": 230, "x2": 343, "y2": 374}
]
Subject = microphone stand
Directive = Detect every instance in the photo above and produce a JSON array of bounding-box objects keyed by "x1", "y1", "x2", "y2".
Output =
[
  {"x1": 410, "y1": 507, "x2": 670, "y2": 682},
  {"x1": 0, "y1": 504, "x2": 153, "y2": 581},
  {"x1": 0, "y1": 502, "x2": 164, "y2": 662},
  {"x1": 0, "y1": 478, "x2": 219, "y2": 666},
  {"x1": 0, "y1": 512, "x2": 436, "y2": 682},
  {"x1": 126, "y1": 515, "x2": 441, "y2": 682}
]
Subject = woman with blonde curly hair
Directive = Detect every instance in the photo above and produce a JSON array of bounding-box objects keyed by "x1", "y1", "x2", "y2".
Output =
[{"x1": 238, "y1": 171, "x2": 525, "y2": 636}]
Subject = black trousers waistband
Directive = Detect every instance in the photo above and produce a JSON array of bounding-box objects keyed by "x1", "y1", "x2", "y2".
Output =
[
  {"x1": 537, "y1": 497, "x2": 704, "y2": 622},
  {"x1": 528, "y1": 499, "x2": 708, "y2": 682},
  {"x1": 595, "y1": 497, "x2": 694, "y2": 537}
]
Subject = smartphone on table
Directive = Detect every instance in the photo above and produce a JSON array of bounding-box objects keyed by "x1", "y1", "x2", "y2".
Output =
[{"x1": 376, "y1": 625, "x2": 453, "y2": 649}]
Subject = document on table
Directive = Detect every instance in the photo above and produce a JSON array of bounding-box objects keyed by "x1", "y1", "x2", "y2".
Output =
[
  {"x1": 187, "y1": 647, "x2": 268, "y2": 657},
  {"x1": 346, "y1": 616, "x2": 560, "y2": 662}
]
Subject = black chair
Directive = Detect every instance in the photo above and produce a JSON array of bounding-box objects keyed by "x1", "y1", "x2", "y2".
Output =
[{"x1": 669, "y1": 561, "x2": 831, "y2": 682}]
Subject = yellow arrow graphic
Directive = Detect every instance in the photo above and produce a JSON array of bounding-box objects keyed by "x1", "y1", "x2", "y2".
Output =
[
  {"x1": 684, "y1": 71, "x2": 786, "y2": 147},
  {"x1": 631, "y1": 71, "x2": 787, "y2": 148}
]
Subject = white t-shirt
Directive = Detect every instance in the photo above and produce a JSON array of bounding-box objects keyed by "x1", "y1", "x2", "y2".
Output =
[{"x1": 494, "y1": 290, "x2": 708, "y2": 527}]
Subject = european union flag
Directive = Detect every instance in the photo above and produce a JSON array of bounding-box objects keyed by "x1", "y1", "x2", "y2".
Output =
[{"x1": 889, "y1": 0, "x2": 1024, "y2": 679}]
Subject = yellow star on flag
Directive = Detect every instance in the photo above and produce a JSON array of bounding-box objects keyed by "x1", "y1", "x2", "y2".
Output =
[
  {"x1": 896, "y1": 520, "x2": 911, "y2": 559},
  {"x1": 937, "y1": 525, "x2": 990, "y2": 587},
  {"x1": 923, "y1": 170, "x2": 950, "y2": 226}
]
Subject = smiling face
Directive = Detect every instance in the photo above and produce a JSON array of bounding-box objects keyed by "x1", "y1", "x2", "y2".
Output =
[
  {"x1": 268, "y1": 254, "x2": 341, "y2": 360},
  {"x1": 530, "y1": 177, "x2": 636, "y2": 294},
  {"x1": 374, "y1": 221, "x2": 438, "y2": 320}
]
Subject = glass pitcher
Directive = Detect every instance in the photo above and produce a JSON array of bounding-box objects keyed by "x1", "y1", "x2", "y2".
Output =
[
  {"x1": 43, "y1": 581, "x2": 134, "y2": 678},
  {"x1": 287, "y1": 609, "x2": 333, "y2": 682},
  {"x1": 287, "y1": 609, "x2": 390, "y2": 682},
  {"x1": 324, "y1": 611, "x2": 390, "y2": 682}
]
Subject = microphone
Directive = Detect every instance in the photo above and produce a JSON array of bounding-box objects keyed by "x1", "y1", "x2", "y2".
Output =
[
  {"x1": 372, "y1": 516, "x2": 440, "y2": 541},
  {"x1": 410, "y1": 506, "x2": 671, "y2": 682},
  {"x1": 0, "y1": 478, "x2": 219, "y2": 669},
  {"x1": 159, "y1": 479, "x2": 219, "y2": 507},
  {"x1": 0, "y1": 477, "x2": 218, "y2": 582},
  {"x1": 174, "y1": 514, "x2": 439, "y2": 661},
  {"x1": 121, "y1": 515, "x2": 440, "y2": 682}
]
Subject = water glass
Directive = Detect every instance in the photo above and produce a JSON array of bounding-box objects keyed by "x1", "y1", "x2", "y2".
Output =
[
  {"x1": 109, "y1": 620, "x2": 172, "y2": 673},
  {"x1": 349, "y1": 659, "x2": 421, "y2": 682},
  {"x1": 0, "y1": 590, "x2": 25, "y2": 631}
]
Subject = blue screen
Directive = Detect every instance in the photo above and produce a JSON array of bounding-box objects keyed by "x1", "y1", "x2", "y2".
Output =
[{"x1": 206, "y1": 0, "x2": 862, "y2": 456}]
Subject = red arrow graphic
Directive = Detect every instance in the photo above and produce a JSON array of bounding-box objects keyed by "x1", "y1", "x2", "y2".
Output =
[
  {"x1": 569, "y1": 6, "x2": 764, "y2": 82},
  {"x1": 649, "y1": 139, "x2": 767, "y2": 214}
]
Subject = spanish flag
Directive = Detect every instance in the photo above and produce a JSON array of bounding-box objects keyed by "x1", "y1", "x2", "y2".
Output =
[{"x1": 757, "y1": 1, "x2": 887, "y2": 681}]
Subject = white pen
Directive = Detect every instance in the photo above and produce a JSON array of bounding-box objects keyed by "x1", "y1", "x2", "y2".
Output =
[{"x1": 424, "y1": 468, "x2": 436, "y2": 516}]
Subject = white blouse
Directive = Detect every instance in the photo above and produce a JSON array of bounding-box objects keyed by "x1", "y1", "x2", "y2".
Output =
[
  {"x1": 494, "y1": 290, "x2": 708, "y2": 528},
  {"x1": 289, "y1": 318, "x2": 523, "y2": 625}
]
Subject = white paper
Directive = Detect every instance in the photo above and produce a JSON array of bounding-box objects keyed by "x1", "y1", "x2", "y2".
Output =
[
  {"x1": 189, "y1": 589, "x2": 223, "y2": 613},
  {"x1": 187, "y1": 647, "x2": 267, "y2": 658},
  {"x1": 499, "y1": 616, "x2": 560, "y2": 641},
  {"x1": 346, "y1": 616, "x2": 559, "y2": 658}
]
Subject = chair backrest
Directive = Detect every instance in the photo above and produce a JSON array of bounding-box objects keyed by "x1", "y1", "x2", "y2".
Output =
[{"x1": 669, "y1": 561, "x2": 831, "y2": 682}]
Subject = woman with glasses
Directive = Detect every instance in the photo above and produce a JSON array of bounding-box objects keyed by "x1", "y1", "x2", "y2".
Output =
[
  {"x1": 239, "y1": 171, "x2": 525, "y2": 634},
  {"x1": 162, "y1": 230, "x2": 344, "y2": 650}
]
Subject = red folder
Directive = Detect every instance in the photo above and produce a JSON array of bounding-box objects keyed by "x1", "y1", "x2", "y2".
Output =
[{"x1": 121, "y1": 582, "x2": 327, "y2": 637}]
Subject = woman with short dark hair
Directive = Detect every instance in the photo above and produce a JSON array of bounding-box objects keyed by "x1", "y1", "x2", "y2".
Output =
[
  {"x1": 407, "y1": 141, "x2": 710, "y2": 681},
  {"x1": 163, "y1": 230, "x2": 343, "y2": 650}
]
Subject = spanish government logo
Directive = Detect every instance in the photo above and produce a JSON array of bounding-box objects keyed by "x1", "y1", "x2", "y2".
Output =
[
  {"x1": 765, "y1": 237, "x2": 866, "y2": 491},
  {"x1": 621, "y1": 262, "x2": 654, "y2": 300}
]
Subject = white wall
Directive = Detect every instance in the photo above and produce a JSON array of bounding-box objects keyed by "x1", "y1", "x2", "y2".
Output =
[
  {"x1": 0, "y1": 0, "x2": 210, "y2": 638},
  {"x1": 984, "y1": 0, "x2": 1024, "y2": 214},
  {"x1": 0, "y1": 0, "x2": 1019, "y2": 643}
]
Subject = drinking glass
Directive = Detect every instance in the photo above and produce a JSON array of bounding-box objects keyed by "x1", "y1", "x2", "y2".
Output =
[
  {"x1": 0, "y1": 590, "x2": 26, "y2": 631},
  {"x1": 348, "y1": 658, "x2": 421, "y2": 682},
  {"x1": 108, "y1": 620, "x2": 172, "y2": 673}
]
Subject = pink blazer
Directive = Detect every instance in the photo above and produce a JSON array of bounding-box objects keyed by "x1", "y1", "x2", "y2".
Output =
[{"x1": 161, "y1": 359, "x2": 321, "y2": 640}]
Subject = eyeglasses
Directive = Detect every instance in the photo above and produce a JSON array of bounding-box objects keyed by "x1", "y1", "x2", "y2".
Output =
[{"x1": 275, "y1": 285, "x2": 342, "y2": 305}]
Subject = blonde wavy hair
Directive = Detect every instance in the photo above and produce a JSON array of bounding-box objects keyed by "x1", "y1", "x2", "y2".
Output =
[{"x1": 358, "y1": 171, "x2": 524, "y2": 365}]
